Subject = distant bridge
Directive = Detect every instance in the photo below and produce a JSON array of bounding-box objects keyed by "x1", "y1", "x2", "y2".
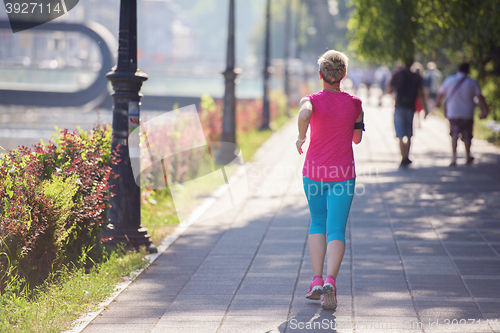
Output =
[{"x1": 0, "y1": 20, "x2": 115, "y2": 109}]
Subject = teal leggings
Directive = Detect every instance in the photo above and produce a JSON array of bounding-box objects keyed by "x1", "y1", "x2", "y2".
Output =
[{"x1": 302, "y1": 175, "x2": 355, "y2": 243}]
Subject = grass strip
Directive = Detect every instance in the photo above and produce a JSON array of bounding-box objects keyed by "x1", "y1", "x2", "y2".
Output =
[{"x1": 0, "y1": 250, "x2": 149, "y2": 333}]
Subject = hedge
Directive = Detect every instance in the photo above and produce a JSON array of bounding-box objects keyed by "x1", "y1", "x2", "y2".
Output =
[{"x1": 0, "y1": 125, "x2": 116, "y2": 293}]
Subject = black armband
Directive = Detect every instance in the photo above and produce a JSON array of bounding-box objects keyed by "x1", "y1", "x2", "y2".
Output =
[{"x1": 354, "y1": 121, "x2": 365, "y2": 131}]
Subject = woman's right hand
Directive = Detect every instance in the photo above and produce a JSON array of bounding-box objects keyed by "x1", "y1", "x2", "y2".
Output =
[{"x1": 296, "y1": 139, "x2": 305, "y2": 155}]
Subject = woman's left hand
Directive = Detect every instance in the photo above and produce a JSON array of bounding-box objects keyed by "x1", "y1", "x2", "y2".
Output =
[{"x1": 296, "y1": 140, "x2": 305, "y2": 155}]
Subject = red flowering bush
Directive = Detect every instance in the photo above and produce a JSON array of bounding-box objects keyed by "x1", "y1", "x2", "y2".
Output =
[
  {"x1": 0, "y1": 125, "x2": 115, "y2": 292},
  {"x1": 199, "y1": 92, "x2": 285, "y2": 140}
]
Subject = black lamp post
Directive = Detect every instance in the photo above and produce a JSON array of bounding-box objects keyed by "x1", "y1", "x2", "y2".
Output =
[
  {"x1": 284, "y1": 0, "x2": 292, "y2": 117},
  {"x1": 217, "y1": 0, "x2": 238, "y2": 165},
  {"x1": 260, "y1": 0, "x2": 271, "y2": 130},
  {"x1": 105, "y1": 0, "x2": 156, "y2": 253},
  {"x1": 221, "y1": 0, "x2": 237, "y2": 145}
]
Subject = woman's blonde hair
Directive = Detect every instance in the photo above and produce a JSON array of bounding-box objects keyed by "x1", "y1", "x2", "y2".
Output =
[{"x1": 318, "y1": 50, "x2": 348, "y2": 84}]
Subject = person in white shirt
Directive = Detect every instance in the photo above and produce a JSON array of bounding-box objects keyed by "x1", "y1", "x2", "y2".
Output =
[{"x1": 436, "y1": 63, "x2": 489, "y2": 166}]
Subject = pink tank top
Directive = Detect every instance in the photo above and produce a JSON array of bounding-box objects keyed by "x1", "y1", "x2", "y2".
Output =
[{"x1": 303, "y1": 91, "x2": 362, "y2": 182}]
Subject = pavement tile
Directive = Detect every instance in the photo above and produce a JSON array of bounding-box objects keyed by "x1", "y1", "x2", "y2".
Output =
[
  {"x1": 150, "y1": 321, "x2": 220, "y2": 333},
  {"x1": 407, "y1": 274, "x2": 469, "y2": 298},
  {"x1": 124, "y1": 279, "x2": 187, "y2": 295},
  {"x1": 401, "y1": 255, "x2": 453, "y2": 264},
  {"x1": 418, "y1": 307, "x2": 484, "y2": 320},
  {"x1": 92, "y1": 305, "x2": 167, "y2": 319},
  {"x1": 227, "y1": 296, "x2": 292, "y2": 317},
  {"x1": 265, "y1": 228, "x2": 309, "y2": 241},
  {"x1": 473, "y1": 220, "x2": 500, "y2": 229},
  {"x1": 461, "y1": 210, "x2": 500, "y2": 220},
  {"x1": 350, "y1": 317, "x2": 422, "y2": 332},
  {"x1": 179, "y1": 279, "x2": 241, "y2": 296},
  {"x1": 225, "y1": 306, "x2": 290, "y2": 318},
  {"x1": 189, "y1": 271, "x2": 246, "y2": 281},
  {"x1": 218, "y1": 320, "x2": 284, "y2": 333},
  {"x1": 389, "y1": 217, "x2": 433, "y2": 226},
  {"x1": 236, "y1": 277, "x2": 297, "y2": 295},
  {"x1": 491, "y1": 250, "x2": 500, "y2": 261},
  {"x1": 209, "y1": 244, "x2": 260, "y2": 256},
  {"x1": 477, "y1": 228, "x2": 500, "y2": 243},
  {"x1": 397, "y1": 241, "x2": 446, "y2": 256},
  {"x1": 151, "y1": 255, "x2": 206, "y2": 268},
  {"x1": 88, "y1": 316, "x2": 161, "y2": 325},
  {"x1": 350, "y1": 210, "x2": 389, "y2": 219},
  {"x1": 290, "y1": 296, "x2": 352, "y2": 317},
  {"x1": 354, "y1": 296, "x2": 415, "y2": 309},
  {"x1": 84, "y1": 323, "x2": 156, "y2": 333},
  {"x1": 403, "y1": 263, "x2": 457, "y2": 275},
  {"x1": 351, "y1": 229, "x2": 395, "y2": 241},
  {"x1": 393, "y1": 228, "x2": 439, "y2": 241},
  {"x1": 110, "y1": 292, "x2": 176, "y2": 307},
  {"x1": 353, "y1": 258, "x2": 404, "y2": 271},
  {"x1": 139, "y1": 264, "x2": 197, "y2": 276},
  {"x1": 352, "y1": 268, "x2": 407, "y2": 277},
  {"x1": 350, "y1": 219, "x2": 391, "y2": 228},
  {"x1": 155, "y1": 314, "x2": 225, "y2": 322},
  {"x1": 476, "y1": 301, "x2": 500, "y2": 314},
  {"x1": 415, "y1": 299, "x2": 478, "y2": 308},
  {"x1": 353, "y1": 275, "x2": 407, "y2": 285},
  {"x1": 464, "y1": 278, "x2": 500, "y2": 298},
  {"x1": 163, "y1": 298, "x2": 231, "y2": 313},
  {"x1": 230, "y1": 294, "x2": 292, "y2": 304},
  {"x1": 453, "y1": 259, "x2": 500, "y2": 275},
  {"x1": 353, "y1": 284, "x2": 409, "y2": 295},
  {"x1": 422, "y1": 320, "x2": 500, "y2": 333},
  {"x1": 352, "y1": 245, "x2": 400, "y2": 257},
  {"x1": 435, "y1": 227, "x2": 484, "y2": 242},
  {"x1": 287, "y1": 316, "x2": 354, "y2": 333},
  {"x1": 354, "y1": 306, "x2": 416, "y2": 317}
]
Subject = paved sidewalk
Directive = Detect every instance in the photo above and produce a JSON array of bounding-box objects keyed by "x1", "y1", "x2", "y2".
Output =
[{"x1": 83, "y1": 99, "x2": 500, "y2": 333}]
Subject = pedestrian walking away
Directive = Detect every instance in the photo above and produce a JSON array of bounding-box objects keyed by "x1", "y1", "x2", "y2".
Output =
[
  {"x1": 423, "y1": 61, "x2": 443, "y2": 104},
  {"x1": 296, "y1": 49, "x2": 364, "y2": 311},
  {"x1": 388, "y1": 58, "x2": 429, "y2": 167},
  {"x1": 411, "y1": 62, "x2": 428, "y2": 128},
  {"x1": 435, "y1": 62, "x2": 489, "y2": 166},
  {"x1": 375, "y1": 65, "x2": 392, "y2": 106},
  {"x1": 362, "y1": 66, "x2": 375, "y2": 101}
]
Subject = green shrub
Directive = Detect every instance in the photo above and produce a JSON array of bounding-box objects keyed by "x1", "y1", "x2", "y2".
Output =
[{"x1": 0, "y1": 125, "x2": 115, "y2": 293}]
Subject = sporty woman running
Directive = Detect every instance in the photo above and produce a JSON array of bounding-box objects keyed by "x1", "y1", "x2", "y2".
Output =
[{"x1": 296, "y1": 49, "x2": 364, "y2": 310}]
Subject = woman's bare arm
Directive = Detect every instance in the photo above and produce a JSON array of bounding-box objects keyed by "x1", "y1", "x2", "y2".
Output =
[{"x1": 296, "y1": 97, "x2": 313, "y2": 154}]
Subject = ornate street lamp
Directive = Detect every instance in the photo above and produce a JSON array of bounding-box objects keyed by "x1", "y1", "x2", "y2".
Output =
[
  {"x1": 217, "y1": 0, "x2": 238, "y2": 165},
  {"x1": 221, "y1": 0, "x2": 237, "y2": 146},
  {"x1": 105, "y1": 0, "x2": 156, "y2": 253},
  {"x1": 284, "y1": 0, "x2": 292, "y2": 117},
  {"x1": 260, "y1": 0, "x2": 272, "y2": 130}
]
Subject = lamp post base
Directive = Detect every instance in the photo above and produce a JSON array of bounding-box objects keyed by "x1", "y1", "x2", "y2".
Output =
[{"x1": 103, "y1": 227, "x2": 158, "y2": 253}]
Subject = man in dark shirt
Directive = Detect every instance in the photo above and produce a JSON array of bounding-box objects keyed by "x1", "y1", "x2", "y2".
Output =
[{"x1": 388, "y1": 59, "x2": 429, "y2": 167}]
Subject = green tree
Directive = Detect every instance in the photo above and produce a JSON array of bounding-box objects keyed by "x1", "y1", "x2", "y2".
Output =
[
  {"x1": 347, "y1": 0, "x2": 417, "y2": 63},
  {"x1": 348, "y1": 0, "x2": 500, "y2": 118}
]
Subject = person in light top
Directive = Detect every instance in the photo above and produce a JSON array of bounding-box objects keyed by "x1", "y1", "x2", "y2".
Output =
[{"x1": 435, "y1": 62, "x2": 489, "y2": 166}]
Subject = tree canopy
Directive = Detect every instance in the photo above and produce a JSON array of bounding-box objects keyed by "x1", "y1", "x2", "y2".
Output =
[
  {"x1": 348, "y1": 0, "x2": 500, "y2": 118},
  {"x1": 348, "y1": 0, "x2": 500, "y2": 67}
]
